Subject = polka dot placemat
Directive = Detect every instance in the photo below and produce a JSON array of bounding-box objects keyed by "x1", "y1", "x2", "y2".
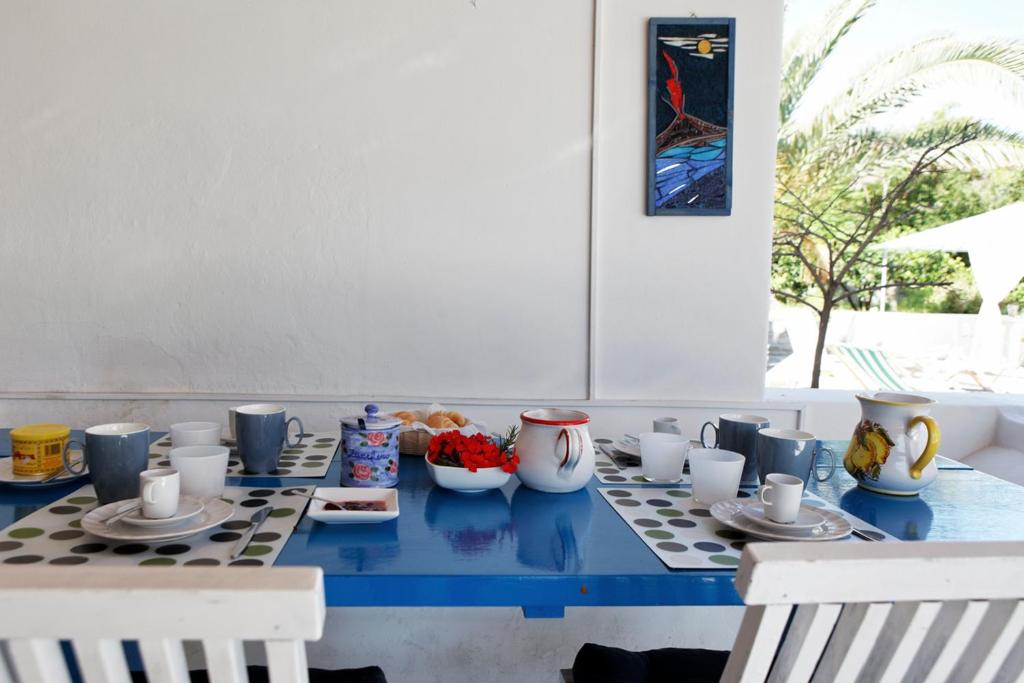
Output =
[
  {"x1": 593, "y1": 440, "x2": 693, "y2": 485},
  {"x1": 148, "y1": 432, "x2": 338, "y2": 478},
  {"x1": 0, "y1": 484, "x2": 311, "y2": 567},
  {"x1": 599, "y1": 487, "x2": 896, "y2": 570}
]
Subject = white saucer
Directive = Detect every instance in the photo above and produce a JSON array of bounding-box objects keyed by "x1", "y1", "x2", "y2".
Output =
[
  {"x1": 612, "y1": 440, "x2": 641, "y2": 457},
  {"x1": 82, "y1": 498, "x2": 234, "y2": 542},
  {"x1": 710, "y1": 498, "x2": 852, "y2": 542},
  {"x1": 0, "y1": 456, "x2": 89, "y2": 488},
  {"x1": 739, "y1": 501, "x2": 825, "y2": 531},
  {"x1": 121, "y1": 497, "x2": 205, "y2": 528}
]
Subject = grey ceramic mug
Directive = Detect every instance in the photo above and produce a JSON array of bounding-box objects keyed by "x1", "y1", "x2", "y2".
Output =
[
  {"x1": 755, "y1": 428, "x2": 835, "y2": 489},
  {"x1": 63, "y1": 423, "x2": 151, "y2": 505},
  {"x1": 700, "y1": 414, "x2": 770, "y2": 484},
  {"x1": 235, "y1": 404, "x2": 304, "y2": 474}
]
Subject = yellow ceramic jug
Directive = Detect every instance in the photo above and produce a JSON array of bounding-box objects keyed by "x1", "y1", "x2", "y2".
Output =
[{"x1": 843, "y1": 392, "x2": 940, "y2": 496}]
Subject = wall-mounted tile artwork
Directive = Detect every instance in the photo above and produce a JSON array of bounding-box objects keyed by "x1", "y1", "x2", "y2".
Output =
[{"x1": 647, "y1": 18, "x2": 735, "y2": 216}]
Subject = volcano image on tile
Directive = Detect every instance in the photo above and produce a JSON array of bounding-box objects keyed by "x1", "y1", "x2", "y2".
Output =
[{"x1": 647, "y1": 18, "x2": 734, "y2": 216}]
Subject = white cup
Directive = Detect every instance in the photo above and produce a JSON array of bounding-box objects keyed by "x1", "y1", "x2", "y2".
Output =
[
  {"x1": 228, "y1": 407, "x2": 239, "y2": 440},
  {"x1": 170, "y1": 421, "x2": 222, "y2": 448},
  {"x1": 639, "y1": 432, "x2": 688, "y2": 483},
  {"x1": 689, "y1": 448, "x2": 745, "y2": 504},
  {"x1": 169, "y1": 445, "x2": 229, "y2": 499},
  {"x1": 139, "y1": 469, "x2": 180, "y2": 519},
  {"x1": 653, "y1": 417, "x2": 682, "y2": 435},
  {"x1": 759, "y1": 473, "x2": 804, "y2": 523}
]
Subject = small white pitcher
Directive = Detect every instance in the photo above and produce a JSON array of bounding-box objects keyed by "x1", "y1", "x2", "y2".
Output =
[{"x1": 515, "y1": 409, "x2": 595, "y2": 493}]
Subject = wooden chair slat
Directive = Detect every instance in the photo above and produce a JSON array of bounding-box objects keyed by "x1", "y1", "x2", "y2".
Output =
[
  {"x1": 919, "y1": 600, "x2": 990, "y2": 683},
  {"x1": 962, "y1": 600, "x2": 1024, "y2": 683},
  {"x1": 73, "y1": 639, "x2": 132, "y2": 683},
  {"x1": 265, "y1": 639, "x2": 311, "y2": 683},
  {"x1": 811, "y1": 602, "x2": 892, "y2": 683},
  {"x1": 868, "y1": 601, "x2": 942, "y2": 683},
  {"x1": 7, "y1": 638, "x2": 72, "y2": 683},
  {"x1": 719, "y1": 604, "x2": 792, "y2": 683},
  {"x1": 992, "y1": 625, "x2": 1024, "y2": 682},
  {"x1": 767, "y1": 603, "x2": 841, "y2": 683},
  {"x1": 138, "y1": 638, "x2": 191, "y2": 683},
  {"x1": 202, "y1": 639, "x2": 248, "y2": 683}
]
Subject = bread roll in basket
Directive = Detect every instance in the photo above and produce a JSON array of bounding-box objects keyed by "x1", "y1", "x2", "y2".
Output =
[{"x1": 389, "y1": 403, "x2": 486, "y2": 455}]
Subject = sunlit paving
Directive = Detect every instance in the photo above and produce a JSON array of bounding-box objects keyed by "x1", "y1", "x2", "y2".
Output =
[{"x1": 2, "y1": 1, "x2": 1024, "y2": 682}]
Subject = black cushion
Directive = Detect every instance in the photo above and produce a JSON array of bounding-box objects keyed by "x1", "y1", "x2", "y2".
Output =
[
  {"x1": 130, "y1": 664, "x2": 387, "y2": 683},
  {"x1": 572, "y1": 642, "x2": 728, "y2": 683}
]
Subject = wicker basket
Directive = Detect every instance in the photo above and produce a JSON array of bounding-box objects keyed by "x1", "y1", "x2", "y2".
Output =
[{"x1": 399, "y1": 429, "x2": 433, "y2": 456}]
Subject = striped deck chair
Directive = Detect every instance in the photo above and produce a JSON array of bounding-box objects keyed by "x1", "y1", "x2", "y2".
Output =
[{"x1": 828, "y1": 344, "x2": 911, "y2": 392}]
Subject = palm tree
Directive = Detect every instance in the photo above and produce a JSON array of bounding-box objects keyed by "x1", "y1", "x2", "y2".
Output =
[{"x1": 772, "y1": 0, "x2": 1024, "y2": 387}]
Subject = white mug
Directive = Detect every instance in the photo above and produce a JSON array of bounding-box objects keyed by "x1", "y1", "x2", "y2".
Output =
[
  {"x1": 170, "y1": 421, "x2": 222, "y2": 448},
  {"x1": 759, "y1": 473, "x2": 804, "y2": 524},
  {"x1": 169, "y1": 445, "x2": 229, "y2": 499},
  {"x1": 653, "y1": 417, "x2": 682, "y2": 435},
  {"x1": 689, "y1": 448, "x2": 745, "y2": 505},
  {"x1": 139, "y1": 469, "x2": 180, "y2": 519},
  {"x1": 639, "y1": 432, "x2": 688, "y2": 483}
]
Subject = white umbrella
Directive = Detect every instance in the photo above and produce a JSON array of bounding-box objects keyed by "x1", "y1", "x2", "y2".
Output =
[{"x1": 873, "y1": 202, "x2": 1024, "y2": 367}]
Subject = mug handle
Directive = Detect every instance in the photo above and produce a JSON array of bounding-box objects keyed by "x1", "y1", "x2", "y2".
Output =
[
  {"x1": 700, "y1": 421, "x2": 719, "y2": 448},
  {"x1": 142, "y1": 478, "x2": 158, "y2": 505},
  {"x1": 814, "y1": 446, "x2": 836, "y2": 482},
  {"x1": 909, "y1": 416, "x2": 940, "y2": 480},
  {"x1": 556, "y1": 427, "x2": 584, "y2": 476},
  {"x1": 285, "y1": 417, "x2": 305, "y2": 448},
  {"x1": 758, "y1": 484, "x2": 774, "y2": 507},
  {"x1": 63, "y1": 440, "x2": 87, "y2": 475}
]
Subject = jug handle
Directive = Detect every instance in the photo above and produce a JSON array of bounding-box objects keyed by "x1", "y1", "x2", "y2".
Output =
[
  {"x1": 556, "y1": 427, "x2": 583, "y2": 475},
  {"x1": 909, "y1": 415, "x2": 941, "y2": 479}
]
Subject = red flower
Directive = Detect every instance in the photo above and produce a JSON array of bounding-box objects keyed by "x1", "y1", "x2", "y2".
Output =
[
  {"x1": 426, "y1": 432, "x2": 518, "y2": 473},
  {"x1": 352, "y1": 463, "x2": 372, "y2": 480},
  {"x1": 367, "y1": 431, "x2": 387, "y2": 446}
]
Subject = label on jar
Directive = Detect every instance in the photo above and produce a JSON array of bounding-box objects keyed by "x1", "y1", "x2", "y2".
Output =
[{"x1": 12, "y1": 439, "x2": 65, "y2": 476}]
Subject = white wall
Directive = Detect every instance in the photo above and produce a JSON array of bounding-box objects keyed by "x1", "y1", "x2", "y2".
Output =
[{"x1": 0, "y1": 0, "x2": 783, "y2": 405}]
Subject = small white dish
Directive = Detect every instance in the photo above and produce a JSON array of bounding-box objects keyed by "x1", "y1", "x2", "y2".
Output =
[
  {"x1": 305, "y1": 487, "x2": 399, "y2": 524},
  {"x1": 425, "y1": 460, "x2": 511, "y2": 494},
  {"x1": 82, "y1": 498, "x2": 233, "y2": 542},
  {"x1": 612, "y1": 439, "x2": 641, "y2": 458},
  {"x1": 710, "y1": 498, "x2": 852, "y2": 542},
  {"x1": 0, "y1": 457, "x2": 88, "y2": 488},
  {"x1": 739, "y1": 500, "x2": 825, "y2": 531},
  {"x1": 121, "y1": 496, "x2": 205, "y2": 528}
]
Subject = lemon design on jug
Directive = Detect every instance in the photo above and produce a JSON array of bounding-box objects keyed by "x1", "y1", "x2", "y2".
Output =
[
  {"x1": 844, "y1": 420, "x2": 895, "y2": 481},
  {"x1": 843, "y1": 392, "x2": 940, "y2": 496}
]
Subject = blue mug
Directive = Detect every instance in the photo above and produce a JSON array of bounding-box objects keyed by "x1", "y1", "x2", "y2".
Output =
[
  {"x1": 755, "y1": 428, "x2": 835, "y2": 490},
  {"x1": 234, "y1": 404, "x2": 304, "y2": 474},
  {"x1": 63, "y1": 423, "x2": 151, "y2": 505}
]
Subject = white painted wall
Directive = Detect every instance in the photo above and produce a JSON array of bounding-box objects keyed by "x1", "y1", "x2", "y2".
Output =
[
  {"x1": 0, "y1": 0, "x2": 783, "y2": 405},
  {"x1": 593, "y1": 0, "x2": 783, "y2": 400}
]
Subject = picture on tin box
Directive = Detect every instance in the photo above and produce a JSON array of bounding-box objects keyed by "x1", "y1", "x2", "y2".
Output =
[{"x1": 647, "y1": 17, "x2": 734, "y2": 216}]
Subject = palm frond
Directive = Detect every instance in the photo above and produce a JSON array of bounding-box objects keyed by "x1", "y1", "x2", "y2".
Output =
[
  {"x1": 889, "y1": 121, "x2": 1024, "y2": 170},
  {"x1": 807, "y1": 37, "x2": 1024, "y2": 138},
  {"x1": 779, "y1": 0, "x2": 875, "y2": 130}
]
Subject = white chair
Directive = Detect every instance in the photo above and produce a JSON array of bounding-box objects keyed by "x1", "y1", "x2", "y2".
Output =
[
  {"x1": 567, "y1": 541, "x2": 1024, "y2": 682},
  {"x1": 0, "y1": 566, "x2": 381, "y2": 683}
]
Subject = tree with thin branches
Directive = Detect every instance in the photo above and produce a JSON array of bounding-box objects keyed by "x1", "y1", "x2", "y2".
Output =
[{"x1": 772, "y1": 0, "x2": 1024, "y2": 387}]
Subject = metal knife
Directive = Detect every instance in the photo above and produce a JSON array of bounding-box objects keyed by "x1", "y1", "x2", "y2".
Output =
[{"x1": 231, "y1": 507, "x2": 272, "y2": 559}]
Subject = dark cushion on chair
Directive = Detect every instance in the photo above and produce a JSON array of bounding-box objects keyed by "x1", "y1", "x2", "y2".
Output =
[
  {"x1": 131, "y1": 664, "x2": 387, "y2": 683},
  {"x1": 572, "y1": 643, "x2": 728, "y2": 683}
]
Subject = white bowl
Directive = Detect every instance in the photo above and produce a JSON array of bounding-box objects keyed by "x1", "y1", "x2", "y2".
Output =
[
  {"x1": 426, "y1": 459, "x2": 511, "y2": 494},
  {"x1": 305, "y1": 487, "x2": 399, "y2": 524},
  {"x1": 169, "y1": 421, "x2": 222, "y2": 447}
]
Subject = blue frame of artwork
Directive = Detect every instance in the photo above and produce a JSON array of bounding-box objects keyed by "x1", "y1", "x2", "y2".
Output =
[{"x1": 647, "y1": 17, "x2": 735, "y2": 216}]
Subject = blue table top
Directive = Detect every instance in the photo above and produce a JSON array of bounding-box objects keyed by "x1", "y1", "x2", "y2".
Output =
[{"x1": 3, "y1": 430, "x2": 1023, "y2": 613}]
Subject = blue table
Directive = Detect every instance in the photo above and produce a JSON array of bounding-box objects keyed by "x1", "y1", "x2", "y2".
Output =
[{"x1": 3, "y1": 430, "x2": 1024, "y2": 617}]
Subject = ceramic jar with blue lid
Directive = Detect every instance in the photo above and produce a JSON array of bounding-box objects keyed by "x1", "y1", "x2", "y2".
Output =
[{"x1": 340, "y1": 404, "x2": 401, "y2": 487}]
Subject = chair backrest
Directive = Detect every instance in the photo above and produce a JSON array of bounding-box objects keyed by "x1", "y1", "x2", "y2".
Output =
[
  {"x1": 0, "y1": 566, "x2": 325, "y2": 683},
  {"x1": 829, "y1": 344, "x2": 910, "y2": 392},
  {"x1": 720, "y1": 541, "x2": 1024, "y2": 683}
]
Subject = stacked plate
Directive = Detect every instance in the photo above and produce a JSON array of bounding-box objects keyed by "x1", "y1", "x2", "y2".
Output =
[
  {"x1": 0, "y1": 458, "x2": 89, "y2": 488},
  {"x1": 82, "y1": 496, "x2": 234, "y2": 542},
  {"x1": 710, "y1": 497, "x2": 852, "y2": 542}
]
